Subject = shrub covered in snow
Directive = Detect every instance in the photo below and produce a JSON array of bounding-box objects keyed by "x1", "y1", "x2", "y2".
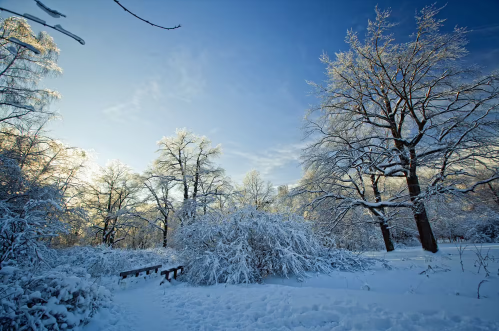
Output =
[
  {"x1": 174, "y1": 207, "x2": 374, "y2": 285},
  {"x1": 53, "y1": 245, "x2": 177, "y2": 278},
  {"x1": 0, "y1": 265, "x2": 111, "y2": 330},
  {"x1": 465, "y1": 217, "x2": 499, "y2": 243},
  {"x1": 0, "y1": 152, "x2": 68, "y2": 270}
]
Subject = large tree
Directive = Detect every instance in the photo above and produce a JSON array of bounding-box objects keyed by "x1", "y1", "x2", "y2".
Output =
[
  {"x1": 238, "y1": 170, "x2": 275, "y2": 211},
  {"x1": 298, "y1": 130, "x2": 398, "y2": 252},
  {"x1": 155, "y1": 128, "x2": 222, "y2": 225},
  {"x1": 85, "y1": 161, "x2": 141, "y2": 246},
  {"x1": 307, "y1": 5, "x2": 499, "y2": 252},
  {"x1": 141, "y1": 168, "x2": 177, "y2": 247}
]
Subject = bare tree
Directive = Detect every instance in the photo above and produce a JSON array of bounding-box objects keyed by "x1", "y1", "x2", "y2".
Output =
[
  {"x1": 155, "y1": 128, "x2": 222, "y2": 225},
  {"x1": 238, "y1": 170, "x2": 275, "y2": 211},
  {"x1": 197, "y1": 167, "x2": 231, "y2": 215},
  {"x1": 141, "y1": 170, "x2": 177, "y2": 247},
  {"x1": 307, "y1": 5, "x2": 499, "y2": 252},
  {"x1": 84, "y1": 161, "x2": 141, "y2": 246},
  {"x1": 297, "y1": 121, "x2": 401, "y2": 251}
]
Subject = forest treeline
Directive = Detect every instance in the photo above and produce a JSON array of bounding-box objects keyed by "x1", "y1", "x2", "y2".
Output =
[{"x1": 1, "y1": 4, "x2": 499, "y2": 274}]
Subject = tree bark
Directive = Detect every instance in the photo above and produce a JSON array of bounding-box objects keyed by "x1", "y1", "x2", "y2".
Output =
[
  {"x1": 162, "y1": 217, "x2": 168, "y2": 248},
  {"x1": 370, "y1": 175, "x2": 395, "y2": 252},
  {"x1": 406, "y1": 174, "x2": 438, "y2": 253},
  {"x1": 379, "y1": 221, "x2": 394, "y2": 252}
]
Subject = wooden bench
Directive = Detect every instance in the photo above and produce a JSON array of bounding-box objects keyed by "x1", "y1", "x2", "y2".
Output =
[
  {"x1": 119, "y1": 265, "x2": 162, "y2": 279},
  {"x1": 160, "y1": 266, "x2": 184, "y2": 282}
]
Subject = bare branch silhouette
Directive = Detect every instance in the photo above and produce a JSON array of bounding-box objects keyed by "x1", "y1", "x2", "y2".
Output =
[{"x1": 113, "y1": 0, "x2": 181, "y2": 30}]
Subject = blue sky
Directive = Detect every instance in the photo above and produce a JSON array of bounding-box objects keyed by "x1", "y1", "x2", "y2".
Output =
[{"x1": 2, "y1": 0, "x2": 498, "y2": 186}]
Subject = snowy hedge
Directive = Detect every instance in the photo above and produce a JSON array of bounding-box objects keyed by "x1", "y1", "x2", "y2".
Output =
[
  {"x1": 174, "y1": 207, "x2": 374, "y2": 285},
  {"x1": 0, "y1": 265, "x2": 111, "y2": 330},
  {"x1": 53, "y1": 245, "x2": 177, "y2": 278},
  {"x1": 465, "y1": 217, "x2": 499, "y2": 243}
]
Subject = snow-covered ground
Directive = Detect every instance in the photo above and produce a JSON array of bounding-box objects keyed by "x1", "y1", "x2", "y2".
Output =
[{"x1": 85, "y1": 243, "x2": 499, "y2": 331}]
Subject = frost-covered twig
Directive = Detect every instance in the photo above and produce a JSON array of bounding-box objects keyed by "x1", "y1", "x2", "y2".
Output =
[
  {"x1": 456, "y1": 243, "x2": 467, "y2": 272},
  {"x1": 0, "y1": 7, "x2": 84, "y2": 44},
  {"x1": 473, "y1": 244, "x2": 492, "y2": 277},
  {"x1": 34, "y1": 0, "x2": 66, "y2": 18},
  {"x1": 7, "y1": 37, "x2": 40, "y2": 54}
]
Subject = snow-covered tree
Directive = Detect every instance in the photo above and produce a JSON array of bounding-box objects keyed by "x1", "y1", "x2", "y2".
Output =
[
  {"x1": 0, "y1": 152, "x2": 65, "y2": 269},
  {"x1": 155, "y1": 128, "x2": 222, "y2": 225},
  {"x1": 140, "y1": 168, "x2": 177, "y2": 247},
  {"x1": 237, "y1": 170, "x2": 276, "y2": 211},
  {"x1": 84, "y1": 161, "x2": 142, "y2": 246},
  {"x1": 306, "y1": 5, "x2": 499, "y2": 252},
  {"x1": 0, "y1": 17, "x2": 61, "y2": 129},
  {"x1": 297, "y1": 125, "x2": 399, "y2": 251}
]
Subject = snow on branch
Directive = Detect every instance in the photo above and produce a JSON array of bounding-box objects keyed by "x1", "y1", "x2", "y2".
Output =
[
  {"x1": 0, "y1": 7, "x2": 85, "y2": 45},
  {"x1": 53, "y1": 24, "x2": 84, "y2": 45},
  {"x1": 34, "y1": 0, "x2": 66, "y2": 18},
  {"x1": 8, "y1": 37, "x2": 40, "y2": 54},
  {"x1": 113, "y1": 0, "x2": 181, "y2": 30}
]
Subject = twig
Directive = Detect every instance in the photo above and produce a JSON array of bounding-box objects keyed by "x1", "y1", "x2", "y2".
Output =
[
  {"x1": 456, "y1": 243, "x2": 467, "y2": 272},
  {"x1": 477, "y1": 280, "x2": 488, "y2": 299},
  {"x1": 113, "y1": 1, "x2": 181, "y2": 30}
]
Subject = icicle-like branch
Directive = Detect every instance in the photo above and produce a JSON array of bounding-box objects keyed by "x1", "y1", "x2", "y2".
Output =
[
  {"x1": 113, "y1": 0, "x2": 181, "y2": 30},
  {"x1": 8, "y1": 37, "x2": 40, "y2": 54},
  {"x1": 34, "y1": 0, "x2": 66, "y2": 18},
  {"x1": 0, "y1": 7, "x2": 85, "y2": 45},
  {"x1": 53, "y1": 24, "x2": 84, "y2": 45}
]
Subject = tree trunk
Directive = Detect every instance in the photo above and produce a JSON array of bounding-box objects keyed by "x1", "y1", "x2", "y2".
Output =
[
  {"x1": 370, "y1": 175, "x2": 395, "y2": 252},
  {"x1": 162, "y1": 218, "x2": 168, "y2": 248},
  {"x1": 378, "y1": 221, "x2": 394, "y2": 252},
  {"x1": 102, "y1": 220, "x2": 109, "y2": 244},
  {"x1": 406, "y1": 174, "x2": 438, "y2": 253}
]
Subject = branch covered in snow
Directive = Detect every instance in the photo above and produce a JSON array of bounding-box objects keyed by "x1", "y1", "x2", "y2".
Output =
[
  {"x1": 174, "y1": 207, "x2": 375, "y2": 285},
  {"x1": 53, "y1": 24, "x2": 85, "y2": 45},
  {"x1": 0, "y1": 7, "x2": 84, "y2": 44},
  {"x1": 35, "y1": 0, "x2": 66, "y2": 18},
  {"x1": 8, "y1": 37, "x2": 40, "y2": 54}
]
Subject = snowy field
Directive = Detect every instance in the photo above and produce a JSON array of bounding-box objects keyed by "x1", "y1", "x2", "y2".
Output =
[{"x1": 85, "y1": 244, "x2": 499, "y2": 331}]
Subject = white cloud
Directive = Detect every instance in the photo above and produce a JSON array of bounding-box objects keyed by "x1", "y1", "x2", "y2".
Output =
[
  {"x1": 102, "y1": 48, "x2": 208, "y2": 123},
  {"x1": 102, "y1": 78, "x2": 160, "y2": 124},
  {"x1": 162, "y1": 48, "x2": 207, "y2": 103},
  {"x1": 226, "y1": 142, "x2": 308, "y2": 181}
]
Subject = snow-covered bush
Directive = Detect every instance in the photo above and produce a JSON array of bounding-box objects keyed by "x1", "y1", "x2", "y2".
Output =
[
  {"x1": 0, "y1": 153, "x2": 67, "y2": 270},
  {"x1": 53, "y1": 245, "x2": 176, "y2": 278},
  {"x1": 174, "y1": 207, "x2": 374, "y2": 285},
  {"x1": 0, "y1": 265, "x2": 111, "y2": 330},
  {"x1": 465, "y1": 217, "x2": 499, "y2": 243}
]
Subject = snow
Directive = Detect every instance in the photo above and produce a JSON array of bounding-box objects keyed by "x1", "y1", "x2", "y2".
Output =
[
  {"x1": 8, "y1": 37, "x2": 40, "y2": 54},
  {"x1": 21, "y1": 13, "x2": 46, "y2": 25},
  {"x1": 35, "y1": 0, "x2": 67, "y2": 18},
  {"x1": 53, "y1": 24, "x2": 85, "y2": 45},
  {"x1": 84, "y1": 243, "x2": 499, "y2": 331}
]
